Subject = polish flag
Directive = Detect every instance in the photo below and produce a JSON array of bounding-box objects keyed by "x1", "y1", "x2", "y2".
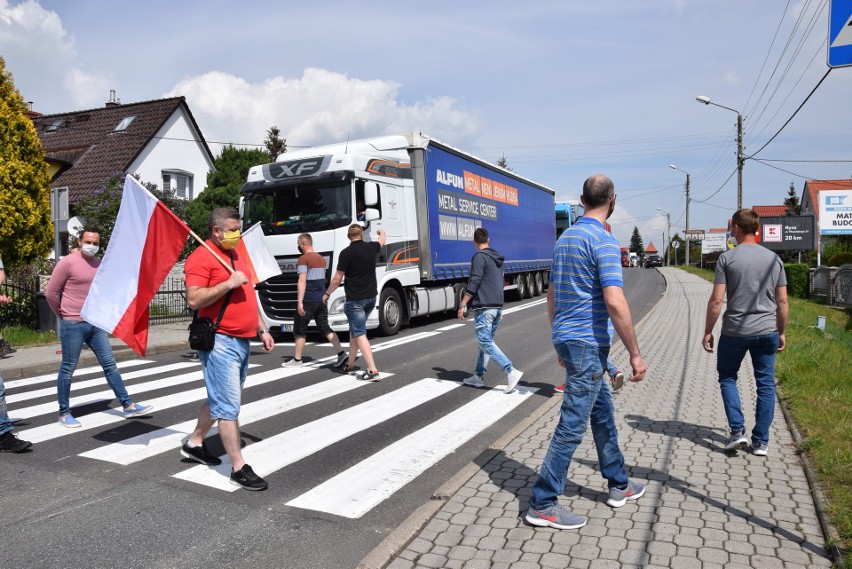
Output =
[
  {"x1": 235, "y1": 221, "x2": 281, "y2": 285},
  {"x1": 81, "y1": 176, "x2": 190, "y2": 356}
]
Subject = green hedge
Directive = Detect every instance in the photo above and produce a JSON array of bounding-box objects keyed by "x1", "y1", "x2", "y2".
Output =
[{"x1": 784, "y1": 263, "x2": 809, "y2": 299}]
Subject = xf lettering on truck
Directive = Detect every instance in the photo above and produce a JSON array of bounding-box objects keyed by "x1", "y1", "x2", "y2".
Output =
[{"x1": 262, "y1": 156, "x2": 331, "y2": 181}]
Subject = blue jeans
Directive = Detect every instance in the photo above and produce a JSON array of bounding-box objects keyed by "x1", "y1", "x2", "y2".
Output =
[
  {"x1": 473, "y1": 308, "x2": 512, "y2": 375},
  {"x1": 199, "y1": 333, "x2": 251, "y2": 421},
  {"x1": 0, "y1": 370, "x2": 11, "y2": 436},
  {"x1": 57, "y1": 320, "x2": 132, "y2": 416},
  {"x1": 530, "y1": 341, "x2": 629, "y2": 510},
  {"x1": 716, "y1": 333, "x2": 779, "y2": 445},
  {"x1": 344, "y1": 298, "x2": 376, "y2": 338}
]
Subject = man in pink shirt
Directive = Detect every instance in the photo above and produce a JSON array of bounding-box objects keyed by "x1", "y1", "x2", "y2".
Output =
[{"x1": 46, "y1": 227, "x2": 153, "y2": 428}]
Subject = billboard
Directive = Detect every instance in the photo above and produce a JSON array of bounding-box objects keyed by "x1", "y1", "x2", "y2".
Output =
[
  {"x1": 758, "y1": 216, "x2": 815, "y2": 251},
  {"x1": 701, "y1": 233, "x2": 727, "y2": 254},
  {"x1": 819, "y1": 189, "x2": 852, "y2": 235}
]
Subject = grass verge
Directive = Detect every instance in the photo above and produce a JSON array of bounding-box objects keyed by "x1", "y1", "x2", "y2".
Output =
[
  {"x1": 1, "y1": 325, "x2": 58, "y2": 347},
  {"x1": 682, "y1": 266, "x2": 851, "y2": 566}
]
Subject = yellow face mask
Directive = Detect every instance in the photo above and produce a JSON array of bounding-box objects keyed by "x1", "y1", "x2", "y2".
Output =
[{"x1": 220, "y1": 229, "x2": 241, "y2": 250}]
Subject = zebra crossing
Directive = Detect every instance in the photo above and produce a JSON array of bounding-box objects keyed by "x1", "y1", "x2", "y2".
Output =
[{"x1": 6, "y1": 299, "x2": 546, "y2": 519}]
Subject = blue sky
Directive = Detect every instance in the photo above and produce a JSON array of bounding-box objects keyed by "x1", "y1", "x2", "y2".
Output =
[{"x1": 3, "y1": 0, "x2": 851, "y2": 248}]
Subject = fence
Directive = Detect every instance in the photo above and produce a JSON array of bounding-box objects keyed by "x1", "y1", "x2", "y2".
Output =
[
  {"x1": 809, "y1": 264, "x2": 852, "y2": 308},
  {"x1": 1, "y1": 269, "x2": 192, "y2": 330}
]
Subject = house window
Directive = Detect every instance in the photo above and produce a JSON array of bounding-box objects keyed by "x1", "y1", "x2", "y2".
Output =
[
  {"x1": 162, "y1": 171, "x2": 193, "y2": 200},
  {"x1": 114, "y1": 116, "x2": 135, "y2": 132},
  {"x1": 45, "y1": 119, "x2": 65, "y2": 132}
]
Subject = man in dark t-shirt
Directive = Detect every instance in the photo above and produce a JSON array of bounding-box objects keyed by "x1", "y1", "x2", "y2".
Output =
[{"x1": 324, "y1": 224, "x2": 386, "y2": 381}]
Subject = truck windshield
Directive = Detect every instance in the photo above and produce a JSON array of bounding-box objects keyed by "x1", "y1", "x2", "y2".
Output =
[{"x1": 242, "y1": 180, "x2": 353, "y2": 235}]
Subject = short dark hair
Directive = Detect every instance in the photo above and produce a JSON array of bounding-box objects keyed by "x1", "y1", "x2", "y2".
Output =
[
  {"x1": 582, "y1": 175, "x2": 614, "y2": 209},
  {"x1": 473, "y1": 227, "x2": 489, "y2": 244},
  {"x1": 732, "y1": 209, "x2": 759, "y2": 235},
  {"x1": 208, "y1": 207, "x2": 240, "y2": 231},
  {"x1": 78, "y1": 225, "x2": 101, "y2": 240}
]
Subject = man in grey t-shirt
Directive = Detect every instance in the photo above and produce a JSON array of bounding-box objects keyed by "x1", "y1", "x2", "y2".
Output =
[{"x1": 703, "y1": 209, "x2": 788, "y2": 457}]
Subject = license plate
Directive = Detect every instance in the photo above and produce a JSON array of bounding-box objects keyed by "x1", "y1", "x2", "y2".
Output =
[{"x1": 281, "y1": 324, "x2": 293, "y2": 332}]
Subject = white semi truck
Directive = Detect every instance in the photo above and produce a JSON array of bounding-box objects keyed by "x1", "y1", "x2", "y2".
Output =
[{"x1": 240, "y1": 132, "x2": 556, "y2": 336}]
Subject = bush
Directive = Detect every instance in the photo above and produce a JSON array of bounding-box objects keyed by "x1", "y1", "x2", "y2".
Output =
[
  {"x1": 784, "y1": 263, "x2": 809, "y2": 299},
  {"x1": 826, "y1": 252, "x2": 852, "y2": 267}
]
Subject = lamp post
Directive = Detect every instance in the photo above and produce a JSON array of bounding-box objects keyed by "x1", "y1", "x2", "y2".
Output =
[
  {"x1": 669, "y1": 164, "x2": 691, "y2": 267},
  {"x1": 654, "y1": 227, "x2": 666, "y2": 265},
  {"x1": 656, "y1": 207, "x2": 671, "y2": 266},
  {"x1": 695, "y1": 95, "x2": 743, "y2": 211}
]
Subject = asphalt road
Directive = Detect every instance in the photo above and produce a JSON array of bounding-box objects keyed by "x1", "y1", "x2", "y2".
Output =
[{"x1": 0, "y1": 268, "x2": 663, "y2": 569}]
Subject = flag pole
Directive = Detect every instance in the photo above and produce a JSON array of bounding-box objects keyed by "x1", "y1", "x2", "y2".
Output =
[{"x1": 188, "y1": 230, "x2": 236, "y2": 274}]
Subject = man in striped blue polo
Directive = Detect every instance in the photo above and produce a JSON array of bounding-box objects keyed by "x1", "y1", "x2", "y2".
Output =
[{"x1": 526, "y1": 174, "x2": 648, "y2": 530}]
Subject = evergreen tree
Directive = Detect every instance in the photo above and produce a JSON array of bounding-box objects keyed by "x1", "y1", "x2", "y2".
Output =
[
  {"x1": 629, "y1": 226, "x2": 644, "y2": 257},
  {"x1": 496, "y1": 154, "x2": 513, "y2": 172},
  {"x1": 185, "y1": 145, "x2": 271, "y2": 241},
  {"x1": 0, "y1": 56, "x2": 53, "y2": 266},
  {"x1": 264, "y1": 126, "x2": 287, "y2": 162},
  {"x1": 784, "y1": 182, "x2": 800, "y2": 216}
]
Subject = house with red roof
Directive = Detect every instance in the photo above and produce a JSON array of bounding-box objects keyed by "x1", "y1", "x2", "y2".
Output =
[{"x1": 801, "y1": 179, "x2": 852, "y2": 229}]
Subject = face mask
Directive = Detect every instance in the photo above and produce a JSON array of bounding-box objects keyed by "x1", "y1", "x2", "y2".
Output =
[
  {"x1": 81, "y1": 244, "x2": 99, "y2": 257},
  {"x1": 220, "y1": 230, "x2": 241, "y2": 250}
]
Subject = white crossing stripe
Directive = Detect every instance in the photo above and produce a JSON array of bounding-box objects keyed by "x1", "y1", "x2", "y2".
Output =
[
  {"x1": 435, "y1": 323, "x2": 466, "y2": 331},
  {"x1": 3, "y1": 359, "x2": 153, "y2": 390},
  {"x1": 81, "y1": 375, "x2": 370, "y2": 464},
  {"x1": 19, "y1": 364, "x2": 300, "y2": 444},
  {"x1": 287, "y1": 385, "x2": 537, "y2": 518},
  {"x1": 503, "y1": 298, "x2": 547, "y2": 315},
  {"x1": 5, "y1": 363, "x2": 199, "y2": 404},
  {"x1": 9, "y1": 364, "x2": 249, "y2": 421},
  {"x1": 173, "y1": 376, "x2": 454, "y2": 491}
]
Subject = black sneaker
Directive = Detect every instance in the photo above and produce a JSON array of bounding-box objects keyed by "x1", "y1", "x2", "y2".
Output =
[
  {"x1": 230, "y1": 464, "x2": 268, "y2": 491},
  {"x1": 356, "y1": 370, "x2": 381, "y2": 382},
  {"x1": 0, "y1": 340, "x2": 11, "y2": 358},
  {"x1": 180, "y1": 441, "x2": 222, "y2": 465},
  {"x1": 0, "y1": 430, "x2": 32, "y2": 453},
  {"x1": 333, "y1": 355, "x2": 358, "y2": 371}
]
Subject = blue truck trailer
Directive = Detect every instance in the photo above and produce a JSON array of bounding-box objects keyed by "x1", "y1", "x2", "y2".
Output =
[{"x1": 240, "y1": 132, "x2": 556, "y2": 336}]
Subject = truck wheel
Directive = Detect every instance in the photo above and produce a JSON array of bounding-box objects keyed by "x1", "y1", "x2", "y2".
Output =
[
  {"x1": 378, "y1": 288, "x2": 402, "y2": 336},
  {"x1": 532, "y1": 272, "x2": 544, "y2": 296},
  {"x1": 523, "y1": 273, "x2": 534, "y2": 299},
  {"x1": 513, "y1": 274, "x2": 527, "y2": 300}
]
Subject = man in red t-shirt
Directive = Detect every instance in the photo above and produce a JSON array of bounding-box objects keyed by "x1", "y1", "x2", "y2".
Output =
[{"x1": 182, "y1": 208, "x2": 274, "y2": 491}]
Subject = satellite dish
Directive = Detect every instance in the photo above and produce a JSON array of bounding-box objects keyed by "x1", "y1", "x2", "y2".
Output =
[{"x1": 67, "y1": 216, "x2": 84, "y2": 238}]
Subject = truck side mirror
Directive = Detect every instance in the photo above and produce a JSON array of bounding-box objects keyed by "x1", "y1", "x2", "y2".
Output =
[
  {"x1": 363, "y1": 208, "x2": 380, "y2": 222},
  {"x1": 364, "y1": 182, "x2": 379, "y2": 206}
]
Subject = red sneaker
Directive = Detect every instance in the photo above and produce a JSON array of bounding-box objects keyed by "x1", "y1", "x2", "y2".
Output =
[{"x1": 555, "y1": 384, "x2": 565, "y2": 393}]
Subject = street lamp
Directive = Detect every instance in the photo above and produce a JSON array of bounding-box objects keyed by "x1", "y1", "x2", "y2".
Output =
[
  {"x1": 654, "y1": 227, "x2": 666, "y2": 265},
  {"x1": 669, "y1": 164, "x2": 691, "y2": 267},
  {"x1": 695, "y1": 95, "x2": 744, "y2": 211},
  {"x1": 656, "y1": 207, "x2": 671, "y2": 266}
]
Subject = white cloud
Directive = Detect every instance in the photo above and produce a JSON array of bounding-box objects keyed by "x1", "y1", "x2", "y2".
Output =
[
  {"x1": 165, "y1": 68, "x2": 482, "y2": 151},
  {"x1": 0, "y1": 0, "x2": 109, "y2": 111}
]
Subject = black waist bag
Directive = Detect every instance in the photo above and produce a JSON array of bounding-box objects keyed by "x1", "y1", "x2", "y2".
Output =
[{"x1": 188, "y1": 290, "x2": 233, "y2": 351}]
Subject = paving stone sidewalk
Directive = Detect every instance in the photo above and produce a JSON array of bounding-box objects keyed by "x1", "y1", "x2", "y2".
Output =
[{"x1": 388, "y1": 268, "x2": 832, "y2": 569}]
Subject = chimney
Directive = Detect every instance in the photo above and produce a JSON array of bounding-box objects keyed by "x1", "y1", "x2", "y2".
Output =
[{"x1": 105, "y1": 89, "x2": 120, "y2": 108}]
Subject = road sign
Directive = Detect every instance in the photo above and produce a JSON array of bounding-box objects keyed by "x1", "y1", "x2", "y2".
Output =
[
  {"x1": 684, "y1": 229, "x2": 705, "y2": 241},
  {"x1": 672, "y1": 241, "x2": 680, "y2": 249},
  {"x1": 758, "y1": 216, "x2": 815, "y2": 250},
  {"x1": 828, "y1": 0, "x2": 852, "y2": 68}
]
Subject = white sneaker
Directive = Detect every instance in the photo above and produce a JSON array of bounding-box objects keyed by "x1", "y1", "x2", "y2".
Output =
[
  {"x1": 462, "y1": 374, "x2": 485, "y2": 388},
  {"x1": 505, "y1": 368, "x2": 523, "y2": 394},
  {"x1": 282, "y1": 358, "x2": 304, "y2": 368}
]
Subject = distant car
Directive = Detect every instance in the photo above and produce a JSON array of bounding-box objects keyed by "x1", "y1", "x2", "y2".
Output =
[{"x1": 644, "y1": 254, "x2": 662, "y2": 268}]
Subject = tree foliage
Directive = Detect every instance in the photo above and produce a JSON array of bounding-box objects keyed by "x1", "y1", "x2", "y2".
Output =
[
  {"x1": 74, "y1": 173, "x2": 190, "y2": 257},
  {"x1": 496, "y1": 154, "x2": 513, "y2": 172},
  {"x1": 264, "y1": 126, "x2": 287, "y2": 162},
  {"x1": 629, "y1": 226, "x2": 644, "y2": 256},
  {"x1": 0, "y1": 56, "x2": 53, "y2": 266},
  {"x1": 185, "y1": 145, "x2": 271, "y2": 241},
  {"x1": 784, "y1": 182, "x2": 800, "y2": 216}
]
